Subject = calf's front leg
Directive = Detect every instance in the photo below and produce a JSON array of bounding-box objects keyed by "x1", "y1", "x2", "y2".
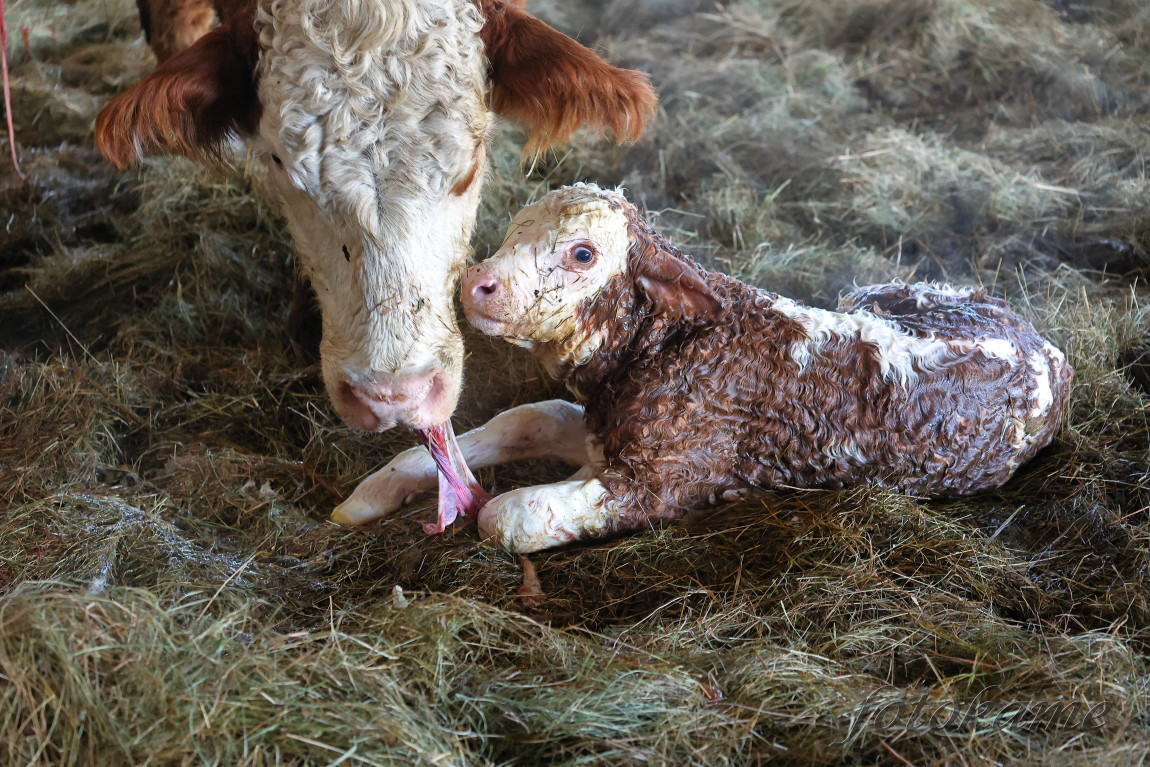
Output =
[{"x1": 332, "y1": 400, "x2": 590, "y2": 526}]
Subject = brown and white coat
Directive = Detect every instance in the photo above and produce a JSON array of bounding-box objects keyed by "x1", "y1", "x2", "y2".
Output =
[
  {"x1": 96, "y1": 0, "x2": 655, "y2": 435},
  {"x1": 96, "y1": 1, "x2": 656, "y2": 524},
  {"x1": 335, "y1": 184, "x2": 1073, "y2": 552}
]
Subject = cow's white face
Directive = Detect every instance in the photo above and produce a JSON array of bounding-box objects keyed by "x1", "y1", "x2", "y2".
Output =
[
  {"x1": 461, "y1": 185, "x2": 631, "y2": 365},
  {"x1": 255, "y1": 0, "x2": 491, "y2": 431},
  {"x1": 95, "y1": 0, "x2": 657, "y2": 435}
]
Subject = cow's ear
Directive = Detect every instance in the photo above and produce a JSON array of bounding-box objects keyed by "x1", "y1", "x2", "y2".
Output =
[
  {"x1": 94, "y1": 5, "x2": 261, "y2": 168},
  {"x1": 475, "y1": 0, "x2": 656, "y2": 155}
]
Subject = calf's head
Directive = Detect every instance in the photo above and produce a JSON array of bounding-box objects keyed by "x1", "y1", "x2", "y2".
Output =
[
  {"x1": 95, "y1": 0, "x2": 655, "y2": 431},
  {"x1": 462, "y1": 184, "x2": 719, "y2": 371}
]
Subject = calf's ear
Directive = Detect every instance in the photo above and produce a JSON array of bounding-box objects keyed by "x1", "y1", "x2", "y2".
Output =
[
  {"x1": 94, "y1": 6, "x2": 261, "y2": 168},
  {"x1": 634, "y1": 249, "x2": 721, "y2": 323},
  {"x1": 475, "y1": 0, "x2": 656, "y2": 155}
]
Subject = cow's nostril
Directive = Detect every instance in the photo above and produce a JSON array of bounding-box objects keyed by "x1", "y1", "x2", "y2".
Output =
[{"x1": 336, "y1": 380, "x2": 383, "y2": 431}]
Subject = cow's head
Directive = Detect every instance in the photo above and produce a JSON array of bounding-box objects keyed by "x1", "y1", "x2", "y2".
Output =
[{"x1": 95, "y1": 0, "x2": 655, "y2": 432}]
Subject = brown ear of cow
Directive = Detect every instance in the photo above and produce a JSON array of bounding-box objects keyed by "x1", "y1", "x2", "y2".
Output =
[
  {"x1": 94, "y1": 4, "x2": 261, "y2": 169},
  {"x1": 474, "y1": 0, "x2": 657, "y2": 155},
  {"x1": 635, "y1": 250, "x2": 722, "y2": 323}
]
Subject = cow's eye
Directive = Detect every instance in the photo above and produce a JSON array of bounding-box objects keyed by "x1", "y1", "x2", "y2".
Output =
[{"x1": 572, "y1": 245, "x2": 595, "y2": 264}]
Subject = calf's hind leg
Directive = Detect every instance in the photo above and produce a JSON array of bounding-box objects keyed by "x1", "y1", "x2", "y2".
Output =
[{"x1": 332, "y1": 400, "x2": 590, "y2": 526}]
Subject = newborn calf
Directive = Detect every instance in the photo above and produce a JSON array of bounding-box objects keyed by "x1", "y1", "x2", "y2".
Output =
[{"x1": 334, "y1": 184, "x2": 1073, "y2": 552}]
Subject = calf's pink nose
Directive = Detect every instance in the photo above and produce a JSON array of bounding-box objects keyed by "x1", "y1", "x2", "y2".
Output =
[
  {"x1": 463, "y1": 269, "x2": 499, "y2": 305},
  {"x1": 335, "y1": 369, "x2": 452, "y2": 431}
]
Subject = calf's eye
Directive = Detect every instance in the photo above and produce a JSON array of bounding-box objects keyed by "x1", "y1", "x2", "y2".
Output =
[{"x1": 572, "y1": 246, "x2": 595, "y2": 264}]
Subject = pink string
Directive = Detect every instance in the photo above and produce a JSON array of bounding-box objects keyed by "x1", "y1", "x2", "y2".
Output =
[{"x1": 0, "y1": 0, "x2": 25, "y2": 181}]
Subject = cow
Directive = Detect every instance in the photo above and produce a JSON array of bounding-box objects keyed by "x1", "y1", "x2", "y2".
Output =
[{"x1": 94, "y1": 0, "x2": 655, "y2": 512}]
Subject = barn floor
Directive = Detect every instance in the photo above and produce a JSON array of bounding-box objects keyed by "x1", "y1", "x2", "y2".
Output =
[{"x1": 2, "y1": 0, "x2": 1149, "y2": 764}]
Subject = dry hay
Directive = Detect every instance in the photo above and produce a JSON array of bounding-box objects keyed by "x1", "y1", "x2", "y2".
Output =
[{"x1": 1, "y1": 0, "x2": 1149, "y2": 764}]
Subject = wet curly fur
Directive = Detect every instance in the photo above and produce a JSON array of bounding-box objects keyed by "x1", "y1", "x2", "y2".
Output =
[{"x1": 498, "y1": 186, "x2": 1074, "y2": 531}]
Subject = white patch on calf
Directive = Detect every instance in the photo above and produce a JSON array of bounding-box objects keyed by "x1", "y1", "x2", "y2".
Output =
[
  {"x1": 972, "y1": 338, "x2": 1018, "y2": 360},
  {"x1": 1028, "y1": 350, "x2": 1055, "y2": 420},
  {"x1": 771, "y1": 297, "x2": 957, "y2": 387},
  {"x1": 913, "y1": 284, "x2": 980, "y2": 307},
  {"x1": 999, "y1": 347, "x2": 1062, "y2": 457}
]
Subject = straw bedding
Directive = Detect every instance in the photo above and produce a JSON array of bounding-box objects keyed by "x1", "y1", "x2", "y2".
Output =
[{"x1": 1, "y1": 0, "x2": 1148, "y2": 763}]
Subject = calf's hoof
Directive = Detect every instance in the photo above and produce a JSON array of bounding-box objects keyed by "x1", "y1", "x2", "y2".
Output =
[{"x1": 331, "y1": 496, "x2": 378, "y2": 526}]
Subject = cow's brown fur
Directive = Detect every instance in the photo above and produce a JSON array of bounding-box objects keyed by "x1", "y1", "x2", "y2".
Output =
[
  {"x1": 102, "y1": 0, "x2": 655, "y2": 166},
  {"x1": 476, "y1": 0, "x2": 656, "y2": 153},
  {"x1": 96, "y1": 0, "x2": 260, "y2": 167},
  {"x1": 136, "y1": 0, "x2": 215, "y2": 63},
  {"x1": 135, "y1": 0, "x2": 253, "y2": 62}
]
